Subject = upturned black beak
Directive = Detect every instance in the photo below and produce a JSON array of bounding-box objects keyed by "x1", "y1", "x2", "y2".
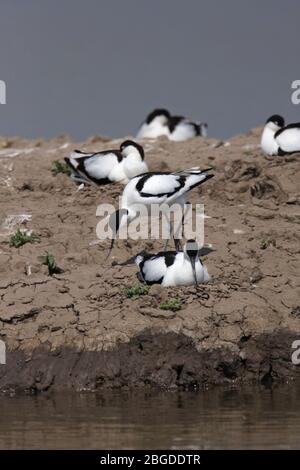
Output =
[
  {"x1": 105, "y1": 209, "x2": 128, "y2": 261},
  {"x1": 186, "y1": 239, "x2": 199, "y2": 286},
  {"x1": 190, "y1": 255, "x2": 198, "y2": 286},
  {"x1": 105, "y1": 237, "x2": 115, "y2": 261}
]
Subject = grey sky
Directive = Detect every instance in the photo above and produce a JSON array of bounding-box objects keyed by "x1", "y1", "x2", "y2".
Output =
[{"x1": 0, "y1": 0, "x2": 299, "y2": 140}]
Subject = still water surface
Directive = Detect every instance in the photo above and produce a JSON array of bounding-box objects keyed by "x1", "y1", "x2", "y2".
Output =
[{"x1": 0, "y1": 384, "x2": 300, "y2": 449}]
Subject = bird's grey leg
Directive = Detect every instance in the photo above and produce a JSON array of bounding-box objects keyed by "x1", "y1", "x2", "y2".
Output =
[
  {"x1": 162, "y1": 212, "x2": 173, "y2": 251},
  {"x1": 181, "y1": 201, "x2": 191, "y2": 236},
  {"x1": 172, "y1": 199, "x2": 188, "y2": 251},
  {"x1": 174, "y1": 238, "x2": 182, "y2": 251},
  {"x1": 173, "y1": 222, "x2": 182, "y2": 251},
  {"x1": 173, "y1": 207, "x2": 186, "y2": 251}
]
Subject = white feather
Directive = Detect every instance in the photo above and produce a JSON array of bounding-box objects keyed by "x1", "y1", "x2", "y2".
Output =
[
  {"x1": 142, "y1": 256, "x2": 167, "y2": 282},
  {"x1": 261, "y1": 123, "x2": 280, "y2": 156},
  {"x1": 141, "y1": 174, "x2": 181, "y2": 195},
  {"x1": 137, "y1": 251, "x2": 210, "y2": 287},
  {"x1": 84, "y1": 153, "x2": 119, "y2": 180},
  {"x1": 123, "y1": 155, "x2": 148, "y2": 180},
  {"x1": 136, "y1": 120, "x2": 169, "y2": 139},
  {"x1": 276, "y1": 127, "x2": 300, "y2": 153},
  {"x1": 169, "y1": 122, "x2": 197, "y2": 141}
]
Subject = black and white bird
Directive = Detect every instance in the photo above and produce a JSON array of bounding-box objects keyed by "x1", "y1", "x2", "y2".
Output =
[
  {"x1": 136, "y1": 108, "x2": 208, "y2": 141},
  {"x1": 261, "y1": 115, "x2": 300, "y2": 156},
  {"x1": 135, "y1": 240, "x2": 210, "y2": 286},
  {"x1": 106, "y1": 167, "x2": 213, "y2": 257},
  {"x1": 64, "y1": 140, "x2": 148, "y2": 185}
]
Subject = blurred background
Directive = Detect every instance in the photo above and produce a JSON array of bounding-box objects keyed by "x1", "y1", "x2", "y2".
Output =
[{"x1": 0, "y1": 0, "x2": 299, "y2": 140}]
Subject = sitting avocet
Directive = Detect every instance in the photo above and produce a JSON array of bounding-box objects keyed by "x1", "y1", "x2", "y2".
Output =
[
  {"x1": 64, "y1": 140, "x2": 148, "y2": 185},
  {"x1": 136, "y1": 108, "x2": 207, "y2": 141},
  {"x1": 261, "y1": 115, "x2": 300, "y2": 156},
  {"x1": 135, "y1": 240, "x2": 210, "y2": 286}
]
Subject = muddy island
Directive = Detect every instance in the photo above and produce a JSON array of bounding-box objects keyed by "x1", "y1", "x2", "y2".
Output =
[{"x1": 0, "y1": 130, "x2": 299, "y2": 393}]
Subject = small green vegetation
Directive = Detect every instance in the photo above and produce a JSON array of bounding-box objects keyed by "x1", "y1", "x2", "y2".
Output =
[
  {"x1": 52, "y1": 160, "x2": 72, "y2": 176},
  {"x1": 160, "y1": 298, "x2": 182, "y2": 312},
  {"x1": 260, "y1": 239, "x2": 269, "y2": 250},
  {"x1": 260, "y1": 239, "x2": 276, "y2": 250},
  {"x1": 42, "y1": 252, "x2": 64, "y2": 276},
  {"x1": 124, "y1": 283, "x2": 150, "y2": 298},
  {"x1": 9, "y1": 229, "x2": 40, "y2": 248}
]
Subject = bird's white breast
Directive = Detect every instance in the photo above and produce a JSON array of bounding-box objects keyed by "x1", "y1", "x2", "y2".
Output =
[
  {"x1": 137, "y1": 122, "x2": 169, "y2": 139},
  {"x1": 261, "y1": 126, "x2": 279, "y2": 155},
  {"x1": 162, "y1": 253, "x2": 210, "y2": 287},
  {"x1": 123, "y1": 155, "x2": 148, "y2": 180},
  {"x1": 109, "y1": 160, "x2": 128, "y2": 183}
]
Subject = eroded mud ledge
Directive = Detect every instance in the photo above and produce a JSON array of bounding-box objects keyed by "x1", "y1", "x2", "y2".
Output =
[{"x1": 1, "y1": 330, "x2": 300, "y2": 393}]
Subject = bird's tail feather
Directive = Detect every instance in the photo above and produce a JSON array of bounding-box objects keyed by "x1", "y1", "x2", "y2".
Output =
[
  {"x1": 69, "y1": 149, "x2": 94, "y2": 161},
  {"x1": 184, "y1": 171, "x2": 214, "y2": 192},
  {"x1": 178, "y1": 167, "x2": 213, "y2": 176},
  {"x1": 64, "y1": 157, "x2": 91, "y2": 184},
  {"x1": 65, "y1": 149, "x2": 94, "y2": 171}
]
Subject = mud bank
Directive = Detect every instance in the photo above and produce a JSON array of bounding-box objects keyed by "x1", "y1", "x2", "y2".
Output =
[
  {"x1": 0, "y1": 130, "x2": 299, "y2": 392},
  {"x1": 0, "y1": 330, "x2": 300, "y2": 393}
]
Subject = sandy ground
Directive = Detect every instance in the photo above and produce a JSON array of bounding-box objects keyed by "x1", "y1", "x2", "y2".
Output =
[{"x1": 0, "y1": 129, "x2": 299, "y2": 392}]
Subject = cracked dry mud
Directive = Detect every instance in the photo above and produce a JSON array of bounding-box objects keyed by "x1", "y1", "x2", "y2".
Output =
[{"x1": 0, "y1": 129, "x2": 299, "y2": 393}]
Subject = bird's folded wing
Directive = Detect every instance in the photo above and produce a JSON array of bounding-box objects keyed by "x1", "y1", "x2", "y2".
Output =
[
  {"x1": 136, "y1": 174, "x2": 185, "y2": 198},
  {"x1": 276, "y1": 127, "x2": 300, "y2": 152}
]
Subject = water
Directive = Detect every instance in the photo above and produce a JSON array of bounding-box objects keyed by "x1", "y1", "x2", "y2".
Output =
[{"x1": 1, "y1": 384, "x2": 300, "y2": 449}]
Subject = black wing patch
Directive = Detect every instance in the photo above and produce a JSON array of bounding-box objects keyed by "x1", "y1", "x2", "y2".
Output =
[
  {"x1": 167, "y1": 115, "x2": 185, "y2": 133},
  {"x1": 191, "y1": 122, "x2": 201, "y2": 135}
]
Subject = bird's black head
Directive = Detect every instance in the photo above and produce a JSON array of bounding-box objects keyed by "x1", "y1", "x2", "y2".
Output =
[
  {"x1": 146, "y1": 108, "x2": 170, "y2": 124},
  {"x1": 266, "y1": 115, "x2": 285, "y2": 127},
  {"x1": 185, "y1": 239, "x2": 199, "y2": 258},
  {"x1": 120, "y1": 140, "x2": 145, "y2": 160}
]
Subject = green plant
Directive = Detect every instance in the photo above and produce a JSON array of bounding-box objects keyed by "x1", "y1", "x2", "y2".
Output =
[
  {"x1": 160, "y1": 298, "x2": 182, "y2": 312},
  {"x1": 260, "y1": 239, "x2": 269, "y2": 250},
  {"x1": 124, "y1": 283, "x2": 150, "y2": 298},
  {"x1": 9, "y1": 229, "x2": 40, "y2": 248},
  {"x1": 260, "y1": 239, "x2": 276, "y2": 250},
  {"x1": 52, "y1": 160, "x2": 72, "y2": 176},
  {"x1": 42, "y1": 252, "x2": 64, "y2": 276}
]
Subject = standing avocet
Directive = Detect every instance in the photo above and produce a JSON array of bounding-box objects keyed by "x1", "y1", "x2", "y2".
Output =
[{"x1": 106, "y1": 167, "x2": 213, "y2": 257}]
